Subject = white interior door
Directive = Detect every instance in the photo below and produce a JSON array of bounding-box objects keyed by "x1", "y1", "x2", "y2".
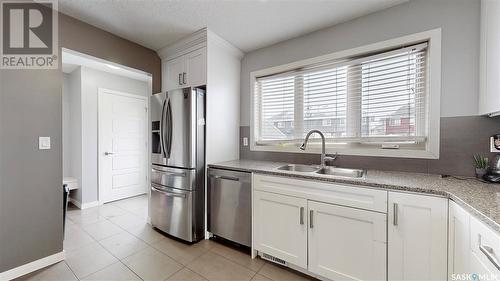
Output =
[{"x1": 99, "y1": 88, "x2": 148, "y2": 203}]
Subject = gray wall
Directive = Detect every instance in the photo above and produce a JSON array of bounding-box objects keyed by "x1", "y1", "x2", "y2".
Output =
[
  {"x1": 238, "y1": 0, "x2": 495, "y2": 177},
  {"x1": 0, "y1": 69, "x2": 64, "y2": 272},
  {"x1": 241, "y1": 115, "x2": 500, "y2": 177},
  {"x1": 240, "y1": 0, "x2": 480, "y2": 124},
  {"x1": 0, "y1": 12, "x2": 161, "y2": 273}
]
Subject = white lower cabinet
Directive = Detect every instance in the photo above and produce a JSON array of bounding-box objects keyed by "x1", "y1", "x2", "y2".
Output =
[
  {"x1": 253, "y1": 190, "x2": 308, "y2": 268},
  {"x1": 308, "y1": 201, "x2": 387, "y2": 281},
  {"x1": 253, "y1": 175, "x2": 388, "y2": 281},
  {"x1": 388, "y1": 192, "x2": 448, "y2": 281},
  {"x1": 470, "y1": 214, "x2": 500, "y2": 280},
  {"x1": 252, "y1": 174, "x2": 500, "y2": 281},
  {"x1": 449, "y1": 201, "x2": 471, "y2": 278},
  {"x1": 449, "y1": 201, "x2": 500, "y2": 280}
]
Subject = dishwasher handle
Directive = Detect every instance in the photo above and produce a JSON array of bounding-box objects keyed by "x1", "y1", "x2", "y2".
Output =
[{"x1": 213, "y1": 175, "x2": 240, "y2": 182}]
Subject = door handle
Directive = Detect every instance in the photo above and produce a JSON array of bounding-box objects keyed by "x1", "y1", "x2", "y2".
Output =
[
  {"x1": 178, "y1": 73, "x2": 182, "y2": 85},
  {"x1": 393, "y1": 203, "x2": 398, "y2": 226},
  {"x1": 104, "y1": 152, "x2": 114, "y2": 156},
  {"x1": 213, "y1": 175, "x2": 239, "y2": 181},
  {"x1": 182, "y1": 72, "x2": 186, "y2": 84},
  {"x1": 152, "y1": 186, "x2": 187, "y2": 198},
  {"x1": 300, "y1": 207, "x2": 304, "y2": 225},
  {"x1": 309, "y1": 210, "x2": 314, "y2": 228},
  {"x1": 479, "y1": 235, "x2": 500, "y2": 270}
]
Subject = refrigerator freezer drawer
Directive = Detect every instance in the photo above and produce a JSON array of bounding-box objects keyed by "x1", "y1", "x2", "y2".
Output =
[
  {"x1": 151, "y1": 184, "x2": 194, "y2": 242},
  {"x1": 208, "y1": 168, "x2": 251, "y2": 247},
  {"x1": 151, "y1": 165, "x2": 196, "y2": 190}
]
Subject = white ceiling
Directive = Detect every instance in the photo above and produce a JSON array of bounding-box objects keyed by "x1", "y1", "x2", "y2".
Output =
[{"x1": 58, "y1": 0, "x2": 407, "y2": 53}]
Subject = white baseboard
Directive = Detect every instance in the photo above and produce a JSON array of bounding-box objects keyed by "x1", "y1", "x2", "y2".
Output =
[
  {"x1": 68, "y1": 198, "x2": 99, "y2": 210},
  {"x1": 0, "y1": 251, "x2": 65, "y2": 281}
]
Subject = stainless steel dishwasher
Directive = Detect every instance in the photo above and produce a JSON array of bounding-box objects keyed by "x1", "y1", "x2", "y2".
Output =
[{"x1": 207, "y1": 168, "x2": 251, "y2": 247}]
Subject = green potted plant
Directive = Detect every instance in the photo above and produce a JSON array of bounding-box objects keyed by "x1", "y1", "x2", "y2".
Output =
[{"x1": 473, "y1": 154, "x2": 489, "y2": 178}]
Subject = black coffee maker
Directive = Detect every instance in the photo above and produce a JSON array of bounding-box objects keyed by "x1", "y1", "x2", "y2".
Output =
[{"x1": 483, "y1": 134, "x2": 500, "y2": 183}]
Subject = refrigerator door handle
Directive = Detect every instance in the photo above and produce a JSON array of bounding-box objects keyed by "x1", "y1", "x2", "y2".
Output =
[
  {"x1": 164, "y1": 97, "x2": 173, "y2": 158},
  {"x1": 160, "y1": 99, "x2": 167, "y2": 158}
]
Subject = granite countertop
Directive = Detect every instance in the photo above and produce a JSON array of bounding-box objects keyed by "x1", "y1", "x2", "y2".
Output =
[{"x1": 209, "y1": 159, "x2": 500, "y2": 233}]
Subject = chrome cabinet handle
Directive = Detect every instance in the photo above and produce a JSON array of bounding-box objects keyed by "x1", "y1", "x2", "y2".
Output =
[
  {"x1": 309, "y1": 210, "x2": 314, "y2": 228},
  {"x1": 479, "y1": 236, "x2": 500, "y2": 270},
  {"x1": 104, "y1": 152, "x2": 114, "y2": 156},
  {"x1": 178, "y1": 73, "x2": 182, "y2": 85},
  {"x1": 393, "y1": 203, "x2": 398, "y2": 226},
  {"x1": 300, "y1": 207, "x2": 304, "y2": 225},
  {"x1": 182, "y1": 72, "x2": 186, "y2": 84},
  {"x1": 213, "y1": 175, "x2": 239, "y2": 181}
]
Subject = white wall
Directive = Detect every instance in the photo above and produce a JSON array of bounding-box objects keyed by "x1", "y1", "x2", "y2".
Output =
[
  {"x1": 67, "y1": 68, "x2": 83, "y2": 202},
  {"x1": 80, "y1": 66, "x2": 149, "y2": 204},
  {"x1": 63, "y1": 74, "x2": 71, "y2": 177},
  {"x1": 206, "y1": 32, "x2": 243, "y2": 164},
  {"x1": 63, "y1": 66, "x2": 149, "y2": 205},
  {"x1": 239, "y1": 0, "x2": 480, "y2": 126}
]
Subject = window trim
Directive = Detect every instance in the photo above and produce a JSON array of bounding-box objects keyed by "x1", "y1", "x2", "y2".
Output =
[{"x1": 249, "y1": 28, "x2": 441, "y2": 159}]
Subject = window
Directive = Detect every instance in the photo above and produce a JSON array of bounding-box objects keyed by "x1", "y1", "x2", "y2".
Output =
[{"x1": 251, "y1": 30, "x2": 441, "y2": 158}]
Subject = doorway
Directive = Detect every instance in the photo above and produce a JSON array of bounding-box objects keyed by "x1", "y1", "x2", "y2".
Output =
[{"x1": 62, "y1": 48, "x2": 152, "y2": 209}]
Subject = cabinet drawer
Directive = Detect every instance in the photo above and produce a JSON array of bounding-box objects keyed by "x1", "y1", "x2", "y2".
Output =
[
  {"x1": 470, "y1": 215, "x2": 500, "y2": 273},
  {"x1": 253, "y1": 174, "x2": 387, "y2": 213}
]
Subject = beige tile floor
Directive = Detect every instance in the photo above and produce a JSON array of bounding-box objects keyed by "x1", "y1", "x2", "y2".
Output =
[{"x1": 16, "y1": 195, "x2": 318, "y2": 281}]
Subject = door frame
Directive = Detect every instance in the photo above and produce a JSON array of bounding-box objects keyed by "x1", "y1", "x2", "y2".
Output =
[{"x1": 98, "y1": 87, "x2": 149, "y2": 204}]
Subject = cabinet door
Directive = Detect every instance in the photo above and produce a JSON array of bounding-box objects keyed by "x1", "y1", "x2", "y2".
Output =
[
  {"x1": 253, "y1": 190, "x2": 308, "y2": 268},
  {"x1": 388, "y1": 192, "x2": 448, "y2": 281},
  {"x1": 308, "y1": 201, "x2": 386, "y2": 281},
  {"x1": 185, "y1": 47, "x2": 206, "y2": 87},
  {"x1": 164, "y1": 56, "x2": 185, "y2": 91},
  {"x1": 480, "y1": 0, "x2": 500, "y2": 115},
  {"x1": 470, "y1": 214, "x2": 500, "y2": 279},
  {"x1": 449, "y1": 201, "x2": 471, "y2": 278}
]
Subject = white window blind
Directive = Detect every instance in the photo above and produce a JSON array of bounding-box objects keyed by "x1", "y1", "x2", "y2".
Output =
[{"x1": 254, "y1": 42, "x2": 428, "y2": 145}]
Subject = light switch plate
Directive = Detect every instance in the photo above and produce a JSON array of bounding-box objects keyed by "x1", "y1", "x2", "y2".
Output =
[
  {"x1": 243, "y1": 137, "x2": 249, "y2": 146},
  {"x1": 39, "y1": 137, "x2": 51, "y2": 150}
]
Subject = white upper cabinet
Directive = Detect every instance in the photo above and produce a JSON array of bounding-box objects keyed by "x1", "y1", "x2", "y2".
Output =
[
  {"x1": 308, "y1": 201, "x2": 387, "y2": 281},
  {"x1": 479, "y1": 0, "x2": 500, "y2": 116},
  {"x1": 388, "y1": 192, "x2": 448, "y2": 281},
  {"x1": 185, "y1": 47, "x2": 206, "y2": 88},
  {"x1": 163, "y1": 55, "x2": 185, "y2": 91},
  {"x1": 163, "y1": 47, "x2": 207, "y2": 92},
  {"x1": 157, "y1": 29, "x2": 243, "y2": 164},
  {"x1": 253, "y1": 190, "x2": 308, "y2": 268}
]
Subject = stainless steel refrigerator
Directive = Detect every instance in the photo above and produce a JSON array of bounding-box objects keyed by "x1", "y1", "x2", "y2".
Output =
[{"x1": 150, "y1": 87, "x2": 205, "y2": 242}]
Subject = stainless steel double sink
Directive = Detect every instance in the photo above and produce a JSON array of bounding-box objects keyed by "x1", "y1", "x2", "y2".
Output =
[{"x1": 277, "y1": 164, "x2": 365, "y2": 178}]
